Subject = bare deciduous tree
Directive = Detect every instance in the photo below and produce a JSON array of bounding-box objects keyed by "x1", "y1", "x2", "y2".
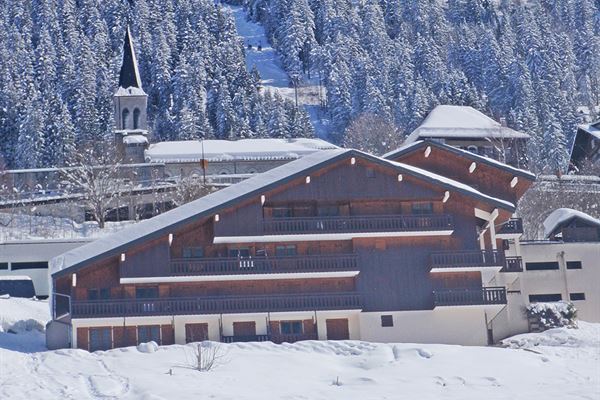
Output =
[
  {"x1": 60, "y1": 144, "x2": 123, "y2": 229},
  {"x1": 190, "y1": 342, "x2": 228, "y2": 372},
  {"x1": 173, "y1": 176, "x2": 214, "y2": 206},
  {"x1": 342, "y1": 113, "x2": 403, "y2": 155}
]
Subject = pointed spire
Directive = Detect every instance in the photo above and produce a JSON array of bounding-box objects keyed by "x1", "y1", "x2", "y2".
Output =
[{"x1": 119, "y1": 26, "x2": 142, "y2": 89}]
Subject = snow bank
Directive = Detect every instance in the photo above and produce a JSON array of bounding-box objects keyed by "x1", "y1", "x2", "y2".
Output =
[
  {"x1": 0, "y1": 297, "x2": 50, "y2": 333},
  {"x1": 137, "y1": 341, "x2": 159, "y2": 353},
  {"x1": 502, "y1": 321, "x2": 599, "y2": 349}
]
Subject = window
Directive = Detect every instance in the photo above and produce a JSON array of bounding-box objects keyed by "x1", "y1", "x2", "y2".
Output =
[
  {"x1": 381, "y1": 315, "x2": 394, "y2": 327},
  {"x1": 317, "y1": 205, "x2": 339, "y2": 217},
  {"x1": 275, "y1": 245, "x2": 297, "y2": 257},
  {"x1": 89, "y1": 328, "x2": 112, "y2": 352},
  {"x1": 133, "y1": 108, "x2": 141, "y2": 129},
  {"x1": 136, "y1": 286, "x2": 158, "y2": 299},
  {"x1": 525, "y1": 262, "x2": 559, "y2": 271},
  {"x1": 88, "y1": 288, "x2": 111, "y2": 301},
  {"x1": 411, "y1": 202, "x2": 433, "y2": 215},
  {"x1": 228, "y1": 248, "x2": 251, "y2": 258},
  {"x1": 529, "y1": 294, "x2": 562, "y2": 302},
  {"x1": 183, "y1": 247, "x2": 204, "y2": 258},
  {"x1": 566, "y1": 261, "x2": 582, "y2": 270},
  {"x1": 0, "y1": 263, "x2": 7, "y2": 270},
  {"x1": 280, "y1": 321, "x2": 303, "y2": 335},
  {"x1": 11, "y1": 261, "x2": 48, "y2": 270},
  {"x1": 137, "y1": 325, "x2": 161, "y2": 344},
  {"x1": 366, "y1": 168, "x2": 375, "y2": 178},
  {"x1": 122, "y1": 108, "x2": 130, "y2": 129},
  {"x1": 570, "y1": 293, "x2": 586, "y2": 301},
  {"x1": 272, "y1": 207, "x2": 292, "y2": 218}
]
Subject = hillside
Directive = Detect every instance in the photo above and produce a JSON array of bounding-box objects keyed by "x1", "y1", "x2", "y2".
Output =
[
  {"x1": 244, "y1": 0, "x2": 600, "y2": 171},
  {"x1": 0, "y1": 297, "x2": 598, "y2": 399}
]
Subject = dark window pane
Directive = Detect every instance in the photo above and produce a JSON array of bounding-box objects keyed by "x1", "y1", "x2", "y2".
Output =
[
  {"x1": 100, "y1": 288, "x2": 111, "y2": 300},
  {"x1": 381, "y1": 315, "x2": 394, "y2": 327},
  {"x1": 275, "y1": 246, "x2": 286, "y2": 257},
  {"x1": 411, "y1": 202, "x2": 433, "y2": 215},
  {"x1": 136, "y1": 287, "x2": 158, "y2": 299},
  {"x1": 182, "y1": 248, "x2": 193, "y2": 258},
  {"x1": 529, "y1": 294, "x2": 562, "y2": 302},
  {"x1": 570, "y1": 293, "x2": 585, "y2": 301},
  {"x1": 317, "y1": 205, "x2": 339, "y2": 217},
  {"x1": 281, "y1": 321, "x2": 303, "y2": 335},
  {"x1": 0, "y1": 263, "x2": 7, "y2": 270},
  {"x1": 11, "y1": 261, "x2": 48, "y2": 270},
  {"x1": 525, "y1": 262, "x2": 560, "y2": 271},
  {"x1": 566, "y1": 261, "x2": 582, "y2": 270},
  {"x1": 193, "y1": 248, "x2": 204, "y2": 258},
  {"x1": 88, "y1": 289, "x2": 98, "y2": 301},
  {"x1": 272, "y1": 208, "x2": 292, "y2": 218}
]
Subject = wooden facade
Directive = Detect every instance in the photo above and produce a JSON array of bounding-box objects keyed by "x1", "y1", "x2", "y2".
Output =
[{"x1": 50, "y1": 149, "x2": 531, "y2": 351}]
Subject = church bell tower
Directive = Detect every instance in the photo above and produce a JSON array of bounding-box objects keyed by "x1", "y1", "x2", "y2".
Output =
[{"x1": 114, "y1": 26, "x2": 148, "y2": 163}]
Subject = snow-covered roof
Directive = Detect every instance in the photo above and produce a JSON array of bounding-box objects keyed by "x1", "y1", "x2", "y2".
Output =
[
  {"x1": 51, "y1": 149, "x2": 515, "y2": 277},
  {"x1": 0, "y1": 276, "x2": 32, "y2": 281},
  {"x1": 145, "y1": 138, "x2": 338, "y2": 163},
  {"x1": 577, "y1": 120, "x2": 600, "y2": 140},
  {"x1": 114, "y1": 87, "x2": 146, "y2": 96},
  {"x1": 543, "y1": 208, "x2": 600, "y2": 237},
  {"x1": 123, "y1": 135, "x2": 149, "y2": 145},
  {"x1": 405, "y1": 106, "x2": 530, "y2": 143},
  {"x1": 383, "y1": 140, "x2": 536, "y2": 180},
  {"x1": 0, "y1": 239, "x2": 92, "y2": 262}
]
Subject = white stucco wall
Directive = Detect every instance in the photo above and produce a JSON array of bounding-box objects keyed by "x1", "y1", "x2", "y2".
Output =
[
  {"x1": 516, "y1": 242, "x2": 600, "y2": 323},
  {"x1": 358, "y1": 307, "x2": 494, "y2": 346}
]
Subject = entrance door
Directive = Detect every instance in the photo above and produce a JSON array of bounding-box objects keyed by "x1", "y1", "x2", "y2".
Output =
[
  {"x1": 233, "y1": 321, "x2": 257, "y2": 341},
  {"x1": 185, "y1": 323, "x2": 209, "y2": 343},
  {"x1": 326, "y1": 319, "x2": 349, "y2": 340}
]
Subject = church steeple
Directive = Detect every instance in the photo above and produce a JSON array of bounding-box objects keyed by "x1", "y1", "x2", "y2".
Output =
[
  {"x1": 119, "y1": 26, "x2": 142, "y2": 89},
  {"x1": 114, "y1": 26, "x2": 149, "y2": 163}
]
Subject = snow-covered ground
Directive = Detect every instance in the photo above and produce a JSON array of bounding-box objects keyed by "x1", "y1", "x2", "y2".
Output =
[
  {"x1": 0, "y1": 212, "x2": 134, "y2": 241},
  {"x1": 0, "y1": 297, "x2": 599, "y2": 399},
  {"x1": 224, "y1": 4, "x2": 330, "y2": 138}
]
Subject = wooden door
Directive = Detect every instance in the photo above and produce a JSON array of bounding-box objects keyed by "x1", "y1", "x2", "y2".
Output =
[
  {"x1": 185, "y1": 323, "x2": 209, "y2": 343},
  {"x1": 233, "y1": 321, "x2": 256, "y2": 337},
  {"x1": 326, "y1": 318, "x2": 349, "y2": 340}
]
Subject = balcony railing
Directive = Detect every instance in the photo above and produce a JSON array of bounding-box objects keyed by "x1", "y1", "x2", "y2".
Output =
[
  {"x1": 433, "y1": 287, "x2": 507, "y2": 307},
  {"x1": 171, "y1": 254, "x2": 359, "y2": 276},
  {"x1": 71, "y1": 292, "x2": 362, "y2": 318},
  {"x1": 430, "y1": 250, "x2": 504, "y2": 269},
  {"x1": 498, "y1": 218, "x2": 523, "y2": 235},
  {"x1": 503, "y1": 256, "x2": 523, "y2": 272},
  {"x1": 221, "y1": 335, "x2": 270, "y2": 343},
  {"x1": 263, "y1": 214, "x2": 454, "y2": 235}
]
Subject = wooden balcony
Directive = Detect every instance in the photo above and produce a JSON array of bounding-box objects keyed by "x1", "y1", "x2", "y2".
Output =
[
  {"x1": 71, "y1": 292, "x2": 362, "y2": 318},
  {"x1": 170, "y1": 254, "x2": 359, "y2": 276},
  {"x1": 502, "y1": 256, "x2": 523, "y2": 272},
  {"x1": 221, "y1": 335, "x2": 270, "y2": 343},
  {"x1": 433, "y1": 287, "x2": 507, "y2": 307},
  {"x1": 498, "y1": 218, "x2": 523, "y2": 235},
  {"x1": 263, "y1": 214, "x2": 454, "y2": 235},
  {"x1": 430, "y1": 250, "x2": 504, "y2": 270},
  {"x1": 430, "y1": 250, "x2": 523, "y2": 273}
]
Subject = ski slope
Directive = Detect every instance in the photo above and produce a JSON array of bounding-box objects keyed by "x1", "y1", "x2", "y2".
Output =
[
  {"x1": 223, "y1": 4, "x2": 330, "y2": 138},
  {"x1": 1, "y1": 297, "x2": 599, "y2": 399}
]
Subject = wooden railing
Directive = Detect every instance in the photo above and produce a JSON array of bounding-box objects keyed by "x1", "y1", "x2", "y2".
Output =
[
  {"x1": 71, "y1": 292, "x2": 362, "y2": 318},
  {"x1": 430, "y1": 250, "x2": 504, "y2": 269},
  {"x1": 263, "y1": 214, "x2": 454, "y2": 234},
  {"x1": 503, "y1": 256, "x2": 523, "y2": 272},
  {"x1": 498, "y1": 218, "x2": 524, "y2": 235},
  {"x1": 271, "y1": 332, "x2": 318, "y2": 344},
  {"x1": 433, "y1": 287, "x2": 507, "y2": 307},
  {"x1": 171, "y1": 254, "x2": 359, "y2": 276},
  {"x1": 221, "y1": 335, "x2": 270, "y2": 343}
]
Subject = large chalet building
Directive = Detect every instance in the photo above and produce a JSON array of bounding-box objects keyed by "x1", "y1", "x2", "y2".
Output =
[{"x1": 47, "y1": 140, "x2": 538, "y2": 351}]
